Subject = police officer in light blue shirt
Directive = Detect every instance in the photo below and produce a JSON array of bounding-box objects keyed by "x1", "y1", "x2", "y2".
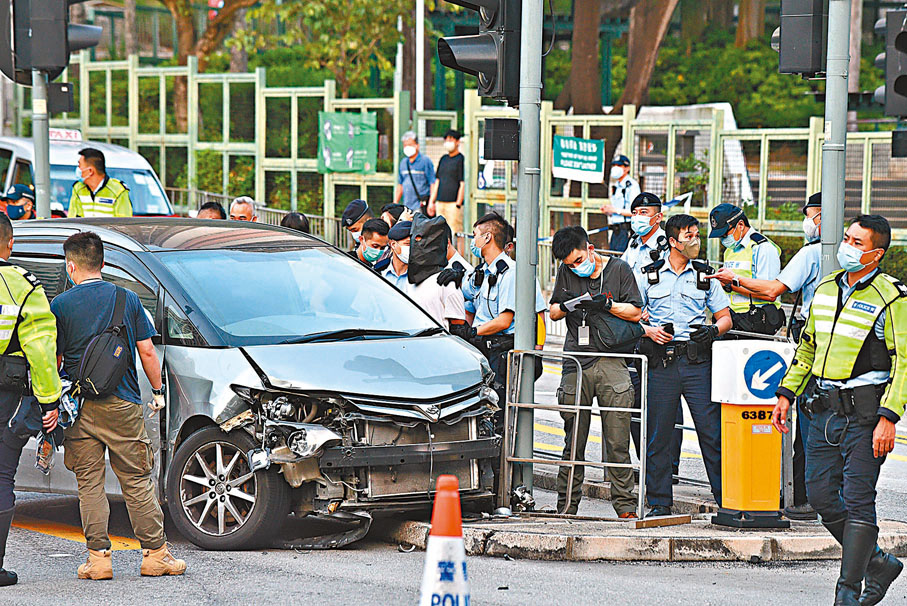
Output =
[
  {"x1": 621, "y1": 192, "x2": 669, "y2": 293},
  {"x1": 381, "y1": 220, "x2": 412, "y2": 291},
  {"x1": 708, "y1": 192, "x2": 824, "y2": 520},
  {"x1": 600, "y1": 155, "x2": 640, "y2": 253},
  {"x1": 639, "y1": 214, "x2": 732, "y2": 516}
]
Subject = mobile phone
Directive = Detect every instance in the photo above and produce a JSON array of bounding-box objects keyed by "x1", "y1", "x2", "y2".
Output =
[{"x1": 663, "y1": 323, "x2": 674, "y2": 335}]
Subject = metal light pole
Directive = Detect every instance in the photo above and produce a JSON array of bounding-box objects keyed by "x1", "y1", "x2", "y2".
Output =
[
  {"x1": 31, "y1": 70, "x2": 51, "y2": 219},
  {"x1": 513, "y1": 0, "x2": 543, "y2": 489},
  {"x1": 820, "y1": 0, "x2": 850, "y2": 274}
]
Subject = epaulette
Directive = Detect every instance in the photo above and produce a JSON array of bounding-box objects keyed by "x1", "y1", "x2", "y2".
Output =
[{"x1": 750, "y1": 232, "x2": 768, "y2": 244}]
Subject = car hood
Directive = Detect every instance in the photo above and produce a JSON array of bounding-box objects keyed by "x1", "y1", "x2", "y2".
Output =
[{"x1": 241, "y1": 335, "x2": 488, "y2": 400}]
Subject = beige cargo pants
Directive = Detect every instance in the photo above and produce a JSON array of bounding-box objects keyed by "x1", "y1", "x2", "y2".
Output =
[{"x1": 64, "y1": 395, "x2": 166, "y2": 551}]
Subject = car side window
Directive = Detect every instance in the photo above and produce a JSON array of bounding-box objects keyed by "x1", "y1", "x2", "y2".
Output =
[
  {"x1": 13, "y1": 256, "x2": 65, "y2": 300},
  {"x1": 12, "y1": 160, "x2": 32, "y2": 187},
  {"x1": 0, "y1": 149, "x2": 12, "y2": 187},
  {"x1": 164, "y1": 294, "x2": 205, "y2": 347}
]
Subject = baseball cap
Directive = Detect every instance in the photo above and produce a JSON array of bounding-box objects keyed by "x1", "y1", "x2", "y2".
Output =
[
  {"x1": 387, "y1": 220, "x2": 412, "y2": 241},
  {"x1": 341, "y1": 199, "x2": 369, "y2": 228},
  {"x1": 2, "y1": 184, "x2": 34, "y2": 203},
  {"x1": 611, "y1": 155, "x2": 630, "y2": 167},
  {"x1": 708, "y1": 203, "x2": 747, "y2": 238}
]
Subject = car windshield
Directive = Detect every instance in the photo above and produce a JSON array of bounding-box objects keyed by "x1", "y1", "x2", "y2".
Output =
[
  {"x1": 156, "y1": 247, "x2": 437, "y2": 346},
  {"x1": 50, "y1": 164, "x2": 173, "y2": 215}
]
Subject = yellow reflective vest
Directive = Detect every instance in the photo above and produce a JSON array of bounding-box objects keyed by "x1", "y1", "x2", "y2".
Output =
[
  {"x1": 69, "y1": 177, "x2": 133, "y2": 218},
  {"x1": 723, "y1": 231, "x2": 782, "y2": 313},
  {"x1": 779, "y1": 270, "x2": 907, "y2": 419},
  {"x1": 0, "y1": 262, "x2": 62, "y2": 405}
]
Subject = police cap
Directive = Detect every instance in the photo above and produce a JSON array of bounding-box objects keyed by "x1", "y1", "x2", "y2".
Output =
[
  {"x1": 387, "y1": 220, "x2": 412, "y2": 241},
  {"x1": 708, "y1": 203, "x2": 747, "y2": 238},
  {"x1": 630, "y1": 192, "x2": 661, "y2": 212},
  {"x1": 2, "y1": 184, "x2": 34, "y2": 203},
  {"x1": 341, "y1": 199, "x2": 369, "y2": 228},
  {"x1": 611, "y1": 154, "x2": 630, "y2": 167}
]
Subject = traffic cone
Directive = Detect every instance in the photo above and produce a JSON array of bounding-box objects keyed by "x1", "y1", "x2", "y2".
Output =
[{"x1": 419, "y1": 475, "x2": 470, "y2": 606}]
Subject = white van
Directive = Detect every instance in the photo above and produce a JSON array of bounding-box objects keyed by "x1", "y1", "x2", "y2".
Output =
[{"x1": 0, "y1": 134, "x2": 174, "y2": 216}]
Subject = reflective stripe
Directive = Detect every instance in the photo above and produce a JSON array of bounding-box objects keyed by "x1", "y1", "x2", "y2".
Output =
[{"x1": 724, "y1": 234, "x2": 782, "y2": 312}]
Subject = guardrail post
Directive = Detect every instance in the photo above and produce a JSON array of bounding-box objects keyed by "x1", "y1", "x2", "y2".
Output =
[
  {"x1": 127, "y1": 54, "x2": 139, "y2": 152},
  {"x1": 463, "y1": 89, "x2": 480, "y2": 237},
  {"x1": 79, "y1": 50, "x2": 90, "y2": 133},
  {"x1": 622, "y1": 104, "x2": 636, "y2": 167},
  {"x1": 254, "y1": 67, "x2": 267, "y2": 208},
  {"x1": 806, "y1": 116, "x2": 823, "y2": 196},
  {"x1": 187, "y1": 56, "x2": 199, "y2": 209},
  {"x1": 708, "y1": 108, "x2": 724, "y2": 209},
  {"x1": 324, "y1": 80, "x2": 338, "y2": 220}
]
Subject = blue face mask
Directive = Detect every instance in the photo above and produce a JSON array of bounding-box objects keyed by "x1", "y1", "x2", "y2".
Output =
[
  {"x1": 721, "y1": 233, "x2": 740, "y2": 250},
  {"x1": 569, "y1": 250, "x2": 596, "y2": 278},
  {"x1": 5, "y1": 204, "x2": 25, "y2": 220},
  {"x1": 630, "y1": 215, "x2": 654, "y2": 236},
  {"x1": 470, "y1": 234, "x2": 487, "y2": 259},
  {"x1": 837, "y1": 242, "x2": 878, "y2": 273},
  {"x1": 75, "y1": 166, "x2": 84, "y2": 182}
]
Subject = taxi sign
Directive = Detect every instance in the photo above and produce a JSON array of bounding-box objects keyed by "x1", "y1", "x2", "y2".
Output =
[{"x1": 48, "y1": 128, "x2": 82, "y2": 142}]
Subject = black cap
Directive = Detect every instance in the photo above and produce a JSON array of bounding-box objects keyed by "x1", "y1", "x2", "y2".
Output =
[
  {"x1": 380, "y1": 203, "x2": 406, "y2": 222},
  {"x1": 341, "y1": 199, "x2": 369, "y2": 228},
  {"x1": 1, "y1": 184, "x2": 34, "y2": 202},
  {"x1": 611, "y1": 154, "x2": 630, "y2": 167},
  {"x1": 708, "y1": 203, "x2": 747, "y2": 238},
  {"x1": 630, "y1": 192, "x2": 661, "y2": 212},
  {"x1": 387, "y1": 220, "x2": 412, "y2": 241},
  {"x1": 803, "y1": 192, "x2": 821, "y2": 215}
]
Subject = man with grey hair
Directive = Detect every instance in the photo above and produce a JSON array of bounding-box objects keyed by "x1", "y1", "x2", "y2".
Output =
[
  {"x1": 229, "y1": 196, "x2": 257, "y2": 222},
  {"x1": 394, "y1": 131, "x2": 435, "y2": 214}
]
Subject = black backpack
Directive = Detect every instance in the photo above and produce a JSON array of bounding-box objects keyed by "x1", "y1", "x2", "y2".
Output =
[{"x1": 77, "y1": 287, "x2": 131, "y2": 399}]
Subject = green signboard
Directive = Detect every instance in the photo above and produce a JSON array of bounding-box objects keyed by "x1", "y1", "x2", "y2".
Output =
[
  {"x1": 317, "y1": 111, "x2": 378, "y2": 174},
  {"x1": 551, "y1": 134, "x2": 605, "y2": 183}
]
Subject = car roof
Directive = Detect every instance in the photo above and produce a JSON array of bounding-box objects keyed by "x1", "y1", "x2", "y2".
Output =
[
  {"x1": 12, "y1": 218, "x2": 330, "y2": 252},
  {"x1": 0, "y1": 136, "x2": 156, "y2": 171}
]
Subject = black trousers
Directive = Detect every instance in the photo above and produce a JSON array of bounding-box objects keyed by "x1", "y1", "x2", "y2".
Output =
[{"x1": 0, "y1": 389, "x2": 33, "y2": 512}]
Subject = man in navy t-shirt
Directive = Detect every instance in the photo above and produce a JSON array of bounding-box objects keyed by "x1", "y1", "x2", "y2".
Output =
[{"x1": 51, "y1": 231, "x2": 186, "y2": 579}]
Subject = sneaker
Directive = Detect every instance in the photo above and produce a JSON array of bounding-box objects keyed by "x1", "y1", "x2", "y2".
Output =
[
  {"x1": 784, "y1": 503, "x2": 818, "y2": 521},
  {"x1": 647, "y1": 505, "x2": 672, "y2": 518},
  {"x1": 77, "y1": 549, "x2": 113, "y2": 580},
  {"x1": 140, "y1": 544, "x2": 187, "y2": 577},
  {"x1": 618, "y1": 512, "x2": 639, "y2": 519}
]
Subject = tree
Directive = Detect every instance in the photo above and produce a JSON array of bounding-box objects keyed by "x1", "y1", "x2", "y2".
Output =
[
  {"x1": 735, "y1": 0, "x2": 766, "y2": 48},
  {"x1": 614, "y1": 0, "x2": 680, "y2": 113},
  {"x1": 229, "y1": 9, "x2": 248, "y2": 73},
  {"x1": 235, "y1": 0, "x2": 406, "y2": 98}
]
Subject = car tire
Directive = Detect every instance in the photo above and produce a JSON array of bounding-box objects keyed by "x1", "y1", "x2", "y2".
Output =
[{"x1": 166, "y1": 425, "x2": 290, "y2": 550}]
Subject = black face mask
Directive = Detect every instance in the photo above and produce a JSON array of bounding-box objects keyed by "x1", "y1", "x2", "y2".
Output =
[{"x1": 408, "y1": 214, "x2": 449, "y2": 285}]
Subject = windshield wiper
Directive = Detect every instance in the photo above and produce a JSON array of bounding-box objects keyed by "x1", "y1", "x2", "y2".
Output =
[
  {"x1": 411, "y1": 327, "x2": 445, "y2": 337},
  {"x1": 280, "y1": 328, "x2": 411, "y2": 345}
]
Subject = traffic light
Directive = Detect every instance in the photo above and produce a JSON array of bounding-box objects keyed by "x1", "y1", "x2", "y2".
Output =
[
  {"x1": 874, "y1": 10, "x2": 907, "y2": 118},
  {"x1": 771, "y1": 0, "x2": 827, "y2": 77},
  {"x1": 437, "y1": 0, "x2": 521, "y2": 105},
  {"x1": 0, "y1": 0, "x2": 102, "y2": 85}
]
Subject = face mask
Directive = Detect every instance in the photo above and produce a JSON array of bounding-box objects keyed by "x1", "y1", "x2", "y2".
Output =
[
  {"x1": 630, "y1": 215, "x2": 655, "y2": 236},
  {"x1": 610, "y1": 166, "x2": 624, "y2": 181},
  {"x1": 403, "y1": 145, "x2": 417, "y2": 158},
  {"x1": 802, "y1": 215, "x2": 820, "y2": 241},
  {"x1": 362, "y1": 245, "x2": 384, "y2": 263},
  {"x1": 470, "y1": 233, "x2": 487, "y2": 259},
  {"x1": 569, "y1": 249, "x2": 596, "y2": 278},
  {"x1": 65, "y1": 263, "x2": 75, "y2": 286},
  {"x1": 6, "y1": 204, "x2": 25, "y2": 220},
  {"x1": 350, "y1": 230, "x2": 361, "y2": 243},
  {"x1": 75, "y1": 166, "x2": 84, "y2": 182},
  {"x1": 443, "y1": 141, "x2": 457, "y2": 152},
  {"x1": 396, "y1": 244, "x2": 410, "y2": 264},
  {"x1": 676, "y1": 237, "x2": 701, "y2": 260},
  {"x1": 837, "y1": 242, "x2": 878, "y2": 273},
  {"x1": 721, "y1": 232, "x2": 740, "y2": 250}
]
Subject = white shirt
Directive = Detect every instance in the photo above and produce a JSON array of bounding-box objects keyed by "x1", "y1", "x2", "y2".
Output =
[
  {"x1": 610, "y1": 176, "x2": 640, "y2": 224},
  {"x1": 447, "y1": 250, "x2": 471, "y2": 271},
  {"x1": 409, "y1": 279, "x2": 466, "y2": 325}
]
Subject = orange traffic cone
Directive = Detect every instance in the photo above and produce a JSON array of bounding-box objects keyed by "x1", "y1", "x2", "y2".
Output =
[{"x1": 419, "y1": 475, "x2": 470, "y2": 606}]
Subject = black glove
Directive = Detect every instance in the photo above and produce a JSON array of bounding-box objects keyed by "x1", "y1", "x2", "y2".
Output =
[
  {"x1": 437, "y1": 262, "x2": 467, "y2": 289},
  {"x1": 689, "y1": 324, "x2": 719, "y2": 346},
  {"x1": 449, "y1": 322, "x2": 476, "y2": 343},
  {"x1": 575, "y1": 293, "x2": 613, "y2": 313}
]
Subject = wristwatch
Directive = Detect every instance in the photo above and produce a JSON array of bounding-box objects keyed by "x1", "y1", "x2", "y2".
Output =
[{"x1": 151, "y1": 387, "x2": 165, "y2": 396}]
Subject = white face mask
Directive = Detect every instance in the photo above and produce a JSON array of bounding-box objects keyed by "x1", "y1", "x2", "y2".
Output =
[
  {"x1": 802, "y1": 215, "x2": 820, "y2": 241},
  {"x1": 396, "y1": 244, "x2": 410, "y2": 264},
  {"x1": 610, "y1": 165, "x2": 625, "y2": 180},
  {"x1": 403, "y1": 145, "x2": 417, "y2": 158},
  {"x1": 350, "y1": 230, "x2": 361, "y2": 243},
  {"x1": 443, "y1": 140, "x2": 457, "y2": 152}
]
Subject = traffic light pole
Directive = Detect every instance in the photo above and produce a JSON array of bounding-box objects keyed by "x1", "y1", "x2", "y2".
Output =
[
  {"x1": 820, "y1": 0, "x2": 850, "y2": 274},
  {"x1": 31, "y1": 70, "x2": 51, "y2": 219},
  {"x1": 513, "y1": 0, "x2": 543, "y2": 490}
]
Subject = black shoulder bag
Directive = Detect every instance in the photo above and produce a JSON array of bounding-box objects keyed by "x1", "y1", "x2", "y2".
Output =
[
  {"x1": 585, "y1": 262, "x2": 644, "y2": 354},
  {"x1": 77, "y1": 287, "x2": 131, "y2": 399}
]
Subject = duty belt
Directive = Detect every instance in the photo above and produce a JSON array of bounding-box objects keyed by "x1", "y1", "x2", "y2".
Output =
[{"x1": 810, "y1": 383, "x2": 886, "y2": 416}]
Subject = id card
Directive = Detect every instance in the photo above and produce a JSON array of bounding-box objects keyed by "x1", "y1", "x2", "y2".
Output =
[{"x1": 578, "y1": 325, "x2": 590, "y2": 346}]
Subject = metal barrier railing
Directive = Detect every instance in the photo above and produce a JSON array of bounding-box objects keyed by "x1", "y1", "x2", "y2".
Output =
[{"x1": 501, "y1": 349, "x2": 649, "y2": 520}]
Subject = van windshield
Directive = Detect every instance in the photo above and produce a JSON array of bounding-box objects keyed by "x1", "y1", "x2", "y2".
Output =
[{"x1": 50, "y1": 165, "x2": 173, "y2": 215}]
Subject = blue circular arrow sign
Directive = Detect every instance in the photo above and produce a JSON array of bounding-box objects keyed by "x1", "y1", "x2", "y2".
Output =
[{"x1": 743, "y1": 350, "x2": 788, "y2": 400}]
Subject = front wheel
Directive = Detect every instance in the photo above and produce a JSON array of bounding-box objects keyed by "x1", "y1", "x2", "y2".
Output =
[{"x1": 166, "y1": 425, "x2": 290, "y2": 550}]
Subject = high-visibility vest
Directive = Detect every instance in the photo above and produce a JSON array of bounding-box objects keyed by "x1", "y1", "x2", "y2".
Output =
[
  {"x1": 723, "y1": 231, "x2": 782, "y2": 313},
  {"x1": 69, "y1": 177, "x2": 133, "y2": 218}
]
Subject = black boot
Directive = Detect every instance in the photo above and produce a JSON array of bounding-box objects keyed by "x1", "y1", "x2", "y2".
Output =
[
  {"x1": 0, "y1": 507, "x2": 17, "y2": 586},
  {"x1": 823, "y1": 517, "x2": 846, "y2": 544},
  {"x1": 860, "y1": 549, "x2": 903, "y2": 606},
  {"x1": 835, "y1": 520, "x2": 878, "y2": 606}
]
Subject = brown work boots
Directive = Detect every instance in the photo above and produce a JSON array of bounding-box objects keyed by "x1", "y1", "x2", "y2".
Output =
[
  {"x1": 77, "y1": 549, "x2": 113, "y2": 580},
  {"x1": 140, "y1": 544, "x2": 187, "y2": 577},
  {"x1": 77, "y1": 545, "x2": 187, "y2": 579}
]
